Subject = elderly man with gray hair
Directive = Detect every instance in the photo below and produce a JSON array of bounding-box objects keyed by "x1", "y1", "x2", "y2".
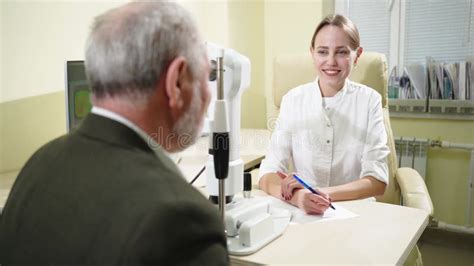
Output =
[{"x1": 0, "y1": 1, "x2": 229, "y2": 265}]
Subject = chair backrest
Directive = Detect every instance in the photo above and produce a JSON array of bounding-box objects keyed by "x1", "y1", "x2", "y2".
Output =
[{"x1": 271, "y1": 52, "x2": 400, "y2": 204}]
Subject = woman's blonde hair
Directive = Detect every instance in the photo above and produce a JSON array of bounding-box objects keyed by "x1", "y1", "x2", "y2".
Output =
[{"x1": 310, "y1": 14, "x2": 360, "y2": 50}]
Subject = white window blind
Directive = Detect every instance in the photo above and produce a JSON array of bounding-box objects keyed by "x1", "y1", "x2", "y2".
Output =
[
  {"x1": 337, "y1": 0, "x2": 474, "y2": 70},
  {"x1": 345, "y1": 0, "x2": 391, "y2": 59},
  {"x1": 404, "y1": 0, "x2": 474, "y2": 66}
]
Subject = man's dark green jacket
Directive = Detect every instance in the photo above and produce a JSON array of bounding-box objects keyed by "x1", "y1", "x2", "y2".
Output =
[{"x1": 0, "y1": 114, "x2": 229, "y2": 265}]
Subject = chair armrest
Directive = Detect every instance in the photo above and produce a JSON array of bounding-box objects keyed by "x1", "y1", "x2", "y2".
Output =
[{"x1": 396, "y1": 167, "x2": 434, "y2": 216}]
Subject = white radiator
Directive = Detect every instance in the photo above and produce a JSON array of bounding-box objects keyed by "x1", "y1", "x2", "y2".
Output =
[{"x1": 394, "y1": 137, "x2": 430, "y2": 179}]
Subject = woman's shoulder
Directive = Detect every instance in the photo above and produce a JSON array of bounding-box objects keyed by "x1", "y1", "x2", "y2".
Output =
[{"x1": 348, "y1": 80, "x2": 382, "y2": 100}]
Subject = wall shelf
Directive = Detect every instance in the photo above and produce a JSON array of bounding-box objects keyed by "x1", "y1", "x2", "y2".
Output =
[{"x1": 388, "y1": 99, "x2": 474, "y2": 120}]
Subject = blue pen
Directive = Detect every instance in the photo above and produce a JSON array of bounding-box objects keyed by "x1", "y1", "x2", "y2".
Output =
[{"x1": 293, "y1": 174, "x2": 335, "y2": 210}]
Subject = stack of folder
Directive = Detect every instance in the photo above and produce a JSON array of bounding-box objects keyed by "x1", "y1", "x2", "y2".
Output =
[{"x1": 389, "y1": 57, "x2": 473, "y2": 101}]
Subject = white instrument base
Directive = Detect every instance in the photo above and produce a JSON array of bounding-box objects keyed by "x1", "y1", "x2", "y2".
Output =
[{"x1": 226, "y1": 196, "x2": 292, "y2": 256}]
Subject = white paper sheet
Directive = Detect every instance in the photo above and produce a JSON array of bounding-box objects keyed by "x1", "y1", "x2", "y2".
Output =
[{"x1": 265, "y1": 196, "x2": 358, "y2": 224}]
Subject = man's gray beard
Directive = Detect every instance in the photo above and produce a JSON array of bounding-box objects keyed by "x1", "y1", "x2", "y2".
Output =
[{"x1": 171, "y1": 84, "x2": 203, "y2": 151}]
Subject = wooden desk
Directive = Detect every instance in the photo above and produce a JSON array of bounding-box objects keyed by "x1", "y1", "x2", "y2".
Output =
[{"x1": 231, "y1": 199, "x2": 429, "y2": 265}]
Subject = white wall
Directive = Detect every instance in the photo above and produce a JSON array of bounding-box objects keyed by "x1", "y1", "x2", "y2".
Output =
[
  {"x1": 1, "y1": 1, "x2": 126, "y2": 103},
  {"x1": 0, "y1": 0, "x2": 229, "y2": 103},
  {"x1": 0, "y1": 2, "x2": 3, "y2": 101},
  {"x1": 180, "y1": 0, "x2": 229, "y2": 47},
  {"x1": 263, "y1": 0, "x2": 327, "y2": 123},
  {"x1": 0, "y1": 1, "x2": 3, "y2": 164}
]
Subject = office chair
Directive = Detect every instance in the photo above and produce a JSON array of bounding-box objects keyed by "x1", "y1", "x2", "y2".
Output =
[{"x1": 263, "y1": 51, "x2": 434, "y2": 265}]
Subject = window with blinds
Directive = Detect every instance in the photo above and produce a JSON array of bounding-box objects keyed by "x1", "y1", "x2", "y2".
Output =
[
  {"x1": 337, "y1": 0, "x2": 474, "y2": 70},
  {"x1": 404, "y1": 0, "x2": 474, "y2": 66},
  {"x1": 344, "y1": 0, "x2": 391, "y2": 62}
]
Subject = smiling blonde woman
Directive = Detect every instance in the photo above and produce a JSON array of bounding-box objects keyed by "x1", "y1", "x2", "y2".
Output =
[{"x1": 258, "y1": 14, "x2": 390, "y2": 215}]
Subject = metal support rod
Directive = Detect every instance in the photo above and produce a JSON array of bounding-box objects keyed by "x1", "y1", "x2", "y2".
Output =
[
  {"x1": 216, "y1": 57, "x2": 224, "y2": 100},
  {"x1": 219, "y1": 179, "x2": 225, "y2": 221},
  {"x1": 216, "y1": 55, "x2": 226, "y2": 221}
]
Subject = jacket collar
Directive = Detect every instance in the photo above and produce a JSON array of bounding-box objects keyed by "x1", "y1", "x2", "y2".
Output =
[{"x1": 77, "y1": 113, "x2": 153, "y2": 153}]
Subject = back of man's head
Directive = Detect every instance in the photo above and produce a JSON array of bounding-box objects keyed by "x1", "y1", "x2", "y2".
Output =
[{"x1": 85, "y1": 1, "x2": 204, "y2": 106}]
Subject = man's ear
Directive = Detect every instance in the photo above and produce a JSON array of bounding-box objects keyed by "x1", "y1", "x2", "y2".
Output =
[
  {"x1": 354, "y1": 46, "x2": 363, "y2": 65},
  {"x1": 164, "y1": 56, "x2": 187, "y2": 110}
]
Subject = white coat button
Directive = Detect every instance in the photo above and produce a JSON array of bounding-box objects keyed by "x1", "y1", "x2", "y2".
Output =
[{"x1": 326, "y1": 140, "x2": 330, "y2": 144}]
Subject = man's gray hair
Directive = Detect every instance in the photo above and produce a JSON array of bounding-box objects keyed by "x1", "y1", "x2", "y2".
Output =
[{"x1": 85, "y1": 1, "x2": 204, "y2": 103}]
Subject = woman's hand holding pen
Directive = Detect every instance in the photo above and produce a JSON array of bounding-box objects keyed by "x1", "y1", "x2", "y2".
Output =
[
  {"x1": 277, "y1": 171, "x2": 304, "y2": 200},
  {"x1": 292, "y1": 190, "x2": 331, "y2": 215},
  {"x1": 277, "y1": 171, "x2": 332, "y2": 214}
]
